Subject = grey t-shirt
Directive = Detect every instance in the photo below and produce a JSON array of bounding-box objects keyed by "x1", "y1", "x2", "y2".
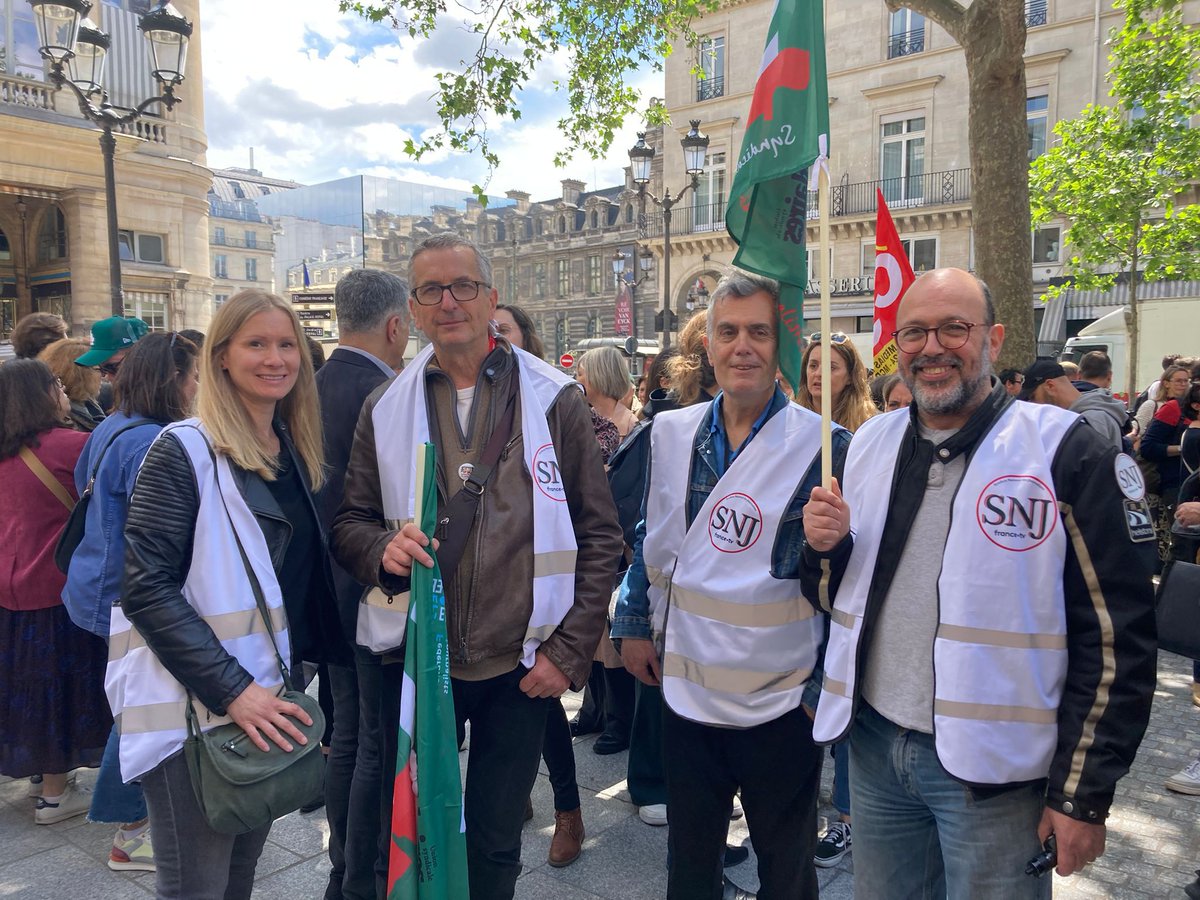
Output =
[{"x1": 861, "y1": 423, "x2": 964, "y2": 733}]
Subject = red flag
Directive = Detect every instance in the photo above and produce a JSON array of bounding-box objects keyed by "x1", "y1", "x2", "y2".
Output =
[{"x1": 872, "y1": 189, "x2": 915, "y2": 375}]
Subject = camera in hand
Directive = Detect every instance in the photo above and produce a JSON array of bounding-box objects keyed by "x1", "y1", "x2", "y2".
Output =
[{"x1": 1025, "y1": 834, "x2": 1057, "y2": 877}]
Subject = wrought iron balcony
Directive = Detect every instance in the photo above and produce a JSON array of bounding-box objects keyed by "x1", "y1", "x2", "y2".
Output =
[
  {"x1": 1025, "y1": 0, "x2": 1048, "y2": 27},
  {"x1": 888, "y1": 27, "x2": 926, "y2": 59},
  {"x1": 696, "y1": 76, "x2": 725, "y2": 102}
]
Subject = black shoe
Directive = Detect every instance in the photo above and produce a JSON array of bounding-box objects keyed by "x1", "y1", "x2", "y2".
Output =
[
  {"x1": 569, "y1": 716, "x2": 603, "y2": 737},
  {"x1": 1185, "y1": 870, "x2": 1200, "y2": 900},
  {"x1": 592, "y1": 731, "x2": 630, "y2": 755},
  {"x1": 723, "y1": 844, "x2": 749, "y2": 868},
  {"x1": 721, "y1": 875, "x2": 756, "y2": 900},
  {"x1": 300, "y1": 792, "x2": 325, "y2": 814}
]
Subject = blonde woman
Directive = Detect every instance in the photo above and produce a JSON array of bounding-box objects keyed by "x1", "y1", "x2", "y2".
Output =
[
  {"x1": 796, "y1": 334, "x2": 877, "y2": 433},
  {"x1": 111, "y1": 290, "x2": 335, "y2": 899},
  {"x1": 578, "y1": 346, "x2": 639, "y2": 441},
  {"x1": 39, "y1": 337, "x2": 105, "y2": 432},
  {"x1": 669, "y1": 310, "x2": 719, "y2": 408}
]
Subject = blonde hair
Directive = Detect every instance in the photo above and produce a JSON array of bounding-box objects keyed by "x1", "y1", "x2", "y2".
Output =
[
  {"x1": 669, "y1": 310, "x2": 717, "y2": 407},
  {"x1": 796, "y1": 340, "x2": 876, "y2": 433},
  {"x1": 198, "y1": 290, "x2": 325, "y2": 489},
  {"x1": 578, "y1": 346, "x2": 631, "y2": 403},
  {"x1": 39, "y1": 338, "x2": 100, "y2": 403}
]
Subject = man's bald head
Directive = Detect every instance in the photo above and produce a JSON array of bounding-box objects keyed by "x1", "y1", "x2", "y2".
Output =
[{"x1": 897, "y1": 268, "x2": 995, "y2": 328}]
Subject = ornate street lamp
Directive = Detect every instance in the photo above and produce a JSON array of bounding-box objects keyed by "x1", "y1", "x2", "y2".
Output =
[
  {"x1": 612, "y1": 246, "x2": 655, "y2": 373},
  {"x1": 629, "y1": 120, "x2": 709, "y2": 349},
  {"x1": 30, "y1": 0, "x2": 193, "y2": 317},
  {"x1": 686, "y1": 278, "x2": 710, "y2": 313}
]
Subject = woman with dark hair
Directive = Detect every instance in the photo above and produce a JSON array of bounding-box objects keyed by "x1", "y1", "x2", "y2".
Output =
[
  {"x1": 494, "y1": 304, "x2": 545, "y2": 359},
  {"x1": 62, "y1": 332, "x2": 200, "y2": 871},
  {"x1": 0, "y1": 359, "x2": 111, "y2": 825},
  {"x1": 39, "y1": 337, "x2": 106, "y2": 432}
]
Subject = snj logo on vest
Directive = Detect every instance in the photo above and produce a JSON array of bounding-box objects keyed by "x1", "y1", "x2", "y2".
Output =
[
  {"x1": 708, "y1": 492, "x2": 764, "y2": 553},
  {"x1": 533, "y1": 443, "x2": 567, "y2": 502},
  {"x1": 976, "y1": 475, "x2": 1058, "y2": 552}
]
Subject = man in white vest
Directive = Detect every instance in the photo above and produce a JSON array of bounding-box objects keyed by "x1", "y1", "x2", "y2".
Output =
[
  {"x1": 802, "y1": 268, "x2": 1157, "y2": 899},
  {"x1": 332, "y1": 234, "x2": 623, "y2": 900},
  {"x1": 621, "y1": 270, "x2": 849, "y2": 900}
]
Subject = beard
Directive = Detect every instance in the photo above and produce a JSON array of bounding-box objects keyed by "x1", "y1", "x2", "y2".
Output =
[{"x1": 902, "y1": 352, "x2": 993, "y2": 417}]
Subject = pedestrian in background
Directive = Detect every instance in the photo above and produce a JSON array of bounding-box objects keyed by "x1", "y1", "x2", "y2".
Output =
[
  {"x1": 62, "y1": 332, "x2": 199, "y2": 872},
  {"x1": 0, "y1": 359, "x2": 110, "y2": 825},
  {"x1": 40, "y1": 337, "x2": 106, "y2": 432},
  {"x1": 11, "y1": 311, "x2": 68, "y2": 359}
]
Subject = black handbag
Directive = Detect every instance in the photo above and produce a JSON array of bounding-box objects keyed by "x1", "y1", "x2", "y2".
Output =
[
  {"x1": 182, "y1": 434, "x2": 326, "y2": 835},
  {"x1": 54, "y1": 421, "x2": 155, "y2": 574},
  {"x1": 1155, "y1": 558, "x2": 1200, "y2": 661}
]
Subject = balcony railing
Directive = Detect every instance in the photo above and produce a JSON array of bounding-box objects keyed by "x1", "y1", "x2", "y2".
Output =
[
  {"x1": 213, "y1": 234, "x2": 273, "y2": 250},
  {"x1": 696, "y1": 76, "x2": 725, "y2": 102},
  {"x1": 640, "y1": 168, "x2": 971, "y2": 238},
  {"x1": 888, "y1": 27, "x2": 926, "y2": 59},
  {"x1": 1025, "y1": 0, "x2": 1048, "y2": 27},
  {"x1": 0, "y1": 73, "x2": 56, "y2": 112}
]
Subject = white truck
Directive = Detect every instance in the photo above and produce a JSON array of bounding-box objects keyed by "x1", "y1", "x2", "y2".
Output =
[{"x1": 1059, "y1": 295, "x2": 1199, "y2": 401}]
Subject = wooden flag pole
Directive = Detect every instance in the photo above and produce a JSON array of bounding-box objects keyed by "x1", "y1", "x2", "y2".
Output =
[{"x1": 819, "y1": 164, "x2": 833, "y2": 489}]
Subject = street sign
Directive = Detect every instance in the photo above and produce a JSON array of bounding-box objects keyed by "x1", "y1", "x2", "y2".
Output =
[{"x1": 559, "y1": 352, "x2": 575, "y2": 368}]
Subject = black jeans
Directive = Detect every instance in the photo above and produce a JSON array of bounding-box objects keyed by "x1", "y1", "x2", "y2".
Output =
[
  {"x1": 626, "y1": 682, "x2": 667, "y2": 807},
  {"x1": 453, "y1": 666, "x2": 552, "y2": 900},
  {"x1": 541, "y1": 698, "x2": 581, "y2": 811},
  {"x1": 662, "y1": 703, "x2": 822, "y2": 900},
  {"x1": 324, "y1": 661, "x2": 360, "y2": 900}
]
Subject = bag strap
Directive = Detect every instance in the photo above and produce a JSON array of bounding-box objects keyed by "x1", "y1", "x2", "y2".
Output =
[
  {"x1": 434, "y1": 372, "x2": 519, "y2": 582},
  {"x1": 83, "y1": 420, "x2": 160, "y2": 495},
  {"x1": 18, "y1": 446, "x2": 75, "y2": 511}
]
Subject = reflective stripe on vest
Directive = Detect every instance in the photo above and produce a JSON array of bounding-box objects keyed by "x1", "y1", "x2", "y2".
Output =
[
  {"x1": 644, "y1": 402, "x2": 826, "y2": 728},
  {"x1": 812, "y1": 402, "x2": 1077, "y2": 785}
]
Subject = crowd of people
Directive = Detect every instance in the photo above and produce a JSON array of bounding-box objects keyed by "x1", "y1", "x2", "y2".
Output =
[{"x1": 0, "y1": 237, "x2": 1195, "y2": 900}]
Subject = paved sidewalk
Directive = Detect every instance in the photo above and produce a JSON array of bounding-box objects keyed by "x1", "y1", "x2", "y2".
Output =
[{"x1": 0, "y1": 652, "x2": 1195, "y2": 899}]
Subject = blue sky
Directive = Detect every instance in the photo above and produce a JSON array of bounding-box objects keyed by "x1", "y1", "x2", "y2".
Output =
[{"x1": 201, "y1": 0, "x2": 665, "y2": 201}]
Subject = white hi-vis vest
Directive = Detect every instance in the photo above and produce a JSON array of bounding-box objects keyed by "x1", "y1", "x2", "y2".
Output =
[
  {"x1": 813, "y1": 402, "x2": 1079, "y2": 785},
  {"x1": 644, "y1": 401, "x2": 825, "y2": 728},
  {"x1": 106, "y1": 422, "x2": 291, "y2": 782}
]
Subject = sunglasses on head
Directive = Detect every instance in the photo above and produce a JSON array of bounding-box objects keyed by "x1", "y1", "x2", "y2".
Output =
[{"x1": 808, "y1": 332, "x2": 848, "y2": 345}]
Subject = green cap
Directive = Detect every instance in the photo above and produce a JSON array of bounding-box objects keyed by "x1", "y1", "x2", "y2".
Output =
[{"x1": 74, "y1": 316, "x2": 150, "y2": 367}]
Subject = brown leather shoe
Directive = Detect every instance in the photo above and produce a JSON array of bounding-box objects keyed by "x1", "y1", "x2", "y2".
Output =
[{"x1": 548, "y1": 807, "x2": 584, "y2": 867}]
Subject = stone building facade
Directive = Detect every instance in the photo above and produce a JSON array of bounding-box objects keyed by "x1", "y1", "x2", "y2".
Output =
[{"x1": 208, "y1": 165, "x2": 300, "y2": 309}]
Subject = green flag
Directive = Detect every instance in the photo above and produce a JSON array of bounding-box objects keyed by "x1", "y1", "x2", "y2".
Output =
[
  {"x1": 387, "y1": 443, "x2": 469, "y2": 900},
  {"x1": 725, "y1": 0, "x2": 829, "y2": 391}
]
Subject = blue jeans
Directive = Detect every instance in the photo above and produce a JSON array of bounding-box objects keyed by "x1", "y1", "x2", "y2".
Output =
[
  {"x1": 849, "y1": 704, "x2": 1050, "y2": 900},
  {"x1": 88, "y1": 724, "x2": 147, "y2": 825}
]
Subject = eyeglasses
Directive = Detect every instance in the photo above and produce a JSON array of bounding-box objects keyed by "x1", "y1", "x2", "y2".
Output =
[
  {"x1": 1008, "y1": 375, "x2": 1025, "y2": 385},
  {"x1": 411, "y1": 280, "x2": 489, "y2": 306},
  {"x1": 98, "y1": 361, "x2": 121, "y2": 377},
  {"x1": 892, "y1": 322, "x2": 981, "y2": 354},
  {"x1": 808, "y1": 332, "x2": 848, "y2": 345}
]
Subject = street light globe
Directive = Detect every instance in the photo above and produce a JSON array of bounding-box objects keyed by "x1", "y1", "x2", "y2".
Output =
[
  {"x1": 628, "y1": 133, "x2": 655, "y2": 186},
  {"x1": 29, "y1": 0, "x2": 91, "y2": 64},
  {"x1": 611, "y1": 250, "x2": 626, "y2": 276},
  {"x1": 67, "y1": 17, "x2": 109, "y2": 96},
  {"x1": 681, "y1": 120, "x2": 710, "y2": 176},
  {"x1": 638, "y1": 247, "x2": 654, "y2": 273},
  {"x1": 138, "y1": 1, "x2": 193, "y2": 86}
]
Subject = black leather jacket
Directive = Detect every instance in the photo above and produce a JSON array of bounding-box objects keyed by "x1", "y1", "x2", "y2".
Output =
[{"x1": 121, "y1": 422, "x2": 341, "y2": 717}]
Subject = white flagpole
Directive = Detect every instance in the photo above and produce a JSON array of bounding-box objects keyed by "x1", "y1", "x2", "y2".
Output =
[{"x1": 819, "y1": 164, "x2": 832, "y2": 489}]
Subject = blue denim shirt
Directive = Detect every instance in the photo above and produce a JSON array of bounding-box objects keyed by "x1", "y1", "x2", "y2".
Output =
[
  {"x1": 612, "y1": 386, "x2": 850, "y2": 642},
  {"x1": 61, "y1": 412, "x2": 163, "y2": 637}
]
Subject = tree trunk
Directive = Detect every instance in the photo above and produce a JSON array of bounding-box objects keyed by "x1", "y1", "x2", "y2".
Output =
[{"x1": 889, "y1": 0, "x2": 1035, "y2": 368}]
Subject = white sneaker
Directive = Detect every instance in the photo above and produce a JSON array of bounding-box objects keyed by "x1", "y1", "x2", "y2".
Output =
[
  {"x1": 1166, "y1": 758, "x2": 1200, "y2": 795},
  {"x1": 638, "y1": 803, "x2": 668, "y2": 826},
  {"x1": 730, "y1": 794, "x2": 743, "y2": 820},
  {"x1": 27, "y1": 772, "x2": 75, "y2": 800},
  {"x1": 34, "y1": 782, "x2": 92, "y2": 825}
]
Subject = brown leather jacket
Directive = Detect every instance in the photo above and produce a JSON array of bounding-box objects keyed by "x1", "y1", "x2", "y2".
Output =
[{"x1": 331, "y1": 342, "x2": 622, "y2": 690}]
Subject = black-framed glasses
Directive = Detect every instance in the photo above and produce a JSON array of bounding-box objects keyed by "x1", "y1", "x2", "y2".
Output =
[
  {"x1": 411, "y1": 280, "x2": 489, "y2": 306},
  {"x1": 892, "y1": 322, "x2": 982, "y2": 354},
  {"x1": 808, "y1": 331, "x2": 848, "y2": 345},
  {"x1": 98, "y1": 361, "x2": 121, "y2": 376}
]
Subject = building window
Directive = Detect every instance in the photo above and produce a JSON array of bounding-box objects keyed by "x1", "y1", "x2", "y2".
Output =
[
  {"x1": 1027, "y1": 92, "x2": 1049, "y2": 161},
  {"x1": 888, "y1": 8, "x2": 925, "y2": 58},
  {"x1": 626, "y1": 205, "x2": 634, "y2": 224},
  {"x1": 229, "y1": 181, "x2": 246, "y2": 200},
  {"x1": 1034, "y1": 226, "x2": 1061, "y2": 263},
  {"x1": 558, "y1": 216, "x2": 567, "y2": 235},
  {"x1": 881, "y1": 116, "x2": 926, "y2": 205},
  {"x1": 697, "y1": 35, "x2": 725, "y2": 102},
  {"x1": 1, "y1": 3, "x2": 50, "y2": 80},
  {"x1": 904, "y1": 237, "x2": 937, "y2": 272},
  {"x1": 556, "y1": 259, "x2": 569, "y2": 298},
  {"x1": 244, "y1": 230, "x2": 257, "y2": 249},
  {"x1": 1025, "y1": 0, "x2": 1048, "y2": 27},
  {"x1": 37, "y1": 207, "x2": 68, "y2": 263},
  {"x1": 693, "y1": 151, "x2": 727, "y2": 232},
  {"x1": 214, "y1": 226, "x2": 226, "y2": 245},
  {"x1": 117, "y1": 230, "x2": 165, "y2": 264},
  {"x1": 245, "y1": 258, "x2": 257, "y2": 281},
  {"x1": 214, "y1": 254, "x2": 228, "y2": 279},
  {"x1": 0, "y1": 228, "x2": 10, "y2": 261},
  {"x1": 123, "y1": 291, "x2": 168, "y2": 331},
  {"x1": 536, "y1": 219, "x2": 543, "y2": 236},
  {"x1": 590, "y1": 210, "x2": 599, "y2": 229},
  {"x1": 534, "y1": 263, "x2": 547, "y2": 298},
  {"x1": 214, "y1": 294, "x2": 229, "y2": 310},
  {"x1": 588, "y1": 255, "x2": 601, "y2": 295}
]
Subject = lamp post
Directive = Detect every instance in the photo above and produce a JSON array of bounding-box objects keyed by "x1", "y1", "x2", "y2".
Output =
[
  {"x1": 685, "y1": 278, "x2": 710, "y2": 314},
  {"x1": 612, "y1": 246, "x2": 654, "y2": 373},
  {"x1": 30, "y1": 0, "x2": 192, "y2": 317},
  {"x1": 628, "y1": 120, "x2": 709, "y2": 350}
]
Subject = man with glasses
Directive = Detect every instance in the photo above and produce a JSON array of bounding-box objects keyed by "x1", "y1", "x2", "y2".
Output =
[
  {"x1": 801, "y1": 268, "x2": 1157, "y2": 899},
  {"x1": 333, "y1": 234, "x2": 622, "y2": 900},
  {"x1": 74, "y1": 316, "x2": 150, "y2": 412},
  {"x1": 998, "y1": 368, "x2": 1025, "y2": 396}
]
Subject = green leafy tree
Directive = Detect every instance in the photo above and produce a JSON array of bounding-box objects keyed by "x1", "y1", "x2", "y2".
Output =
[
  {"x1": 886, "y1": 0, "x2": 1035, "y2": 368},
  {"x1": 1030, "y1": 0, "x2": 1200, "y2": 398},
  {"x1": 339, "y1": 0, "x2": 717, "y2": 199}
]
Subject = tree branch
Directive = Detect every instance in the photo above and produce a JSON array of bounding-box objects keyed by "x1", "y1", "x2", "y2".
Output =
[{"x1": 886, "y1": 0, "x2": 968, "y2": 42}]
